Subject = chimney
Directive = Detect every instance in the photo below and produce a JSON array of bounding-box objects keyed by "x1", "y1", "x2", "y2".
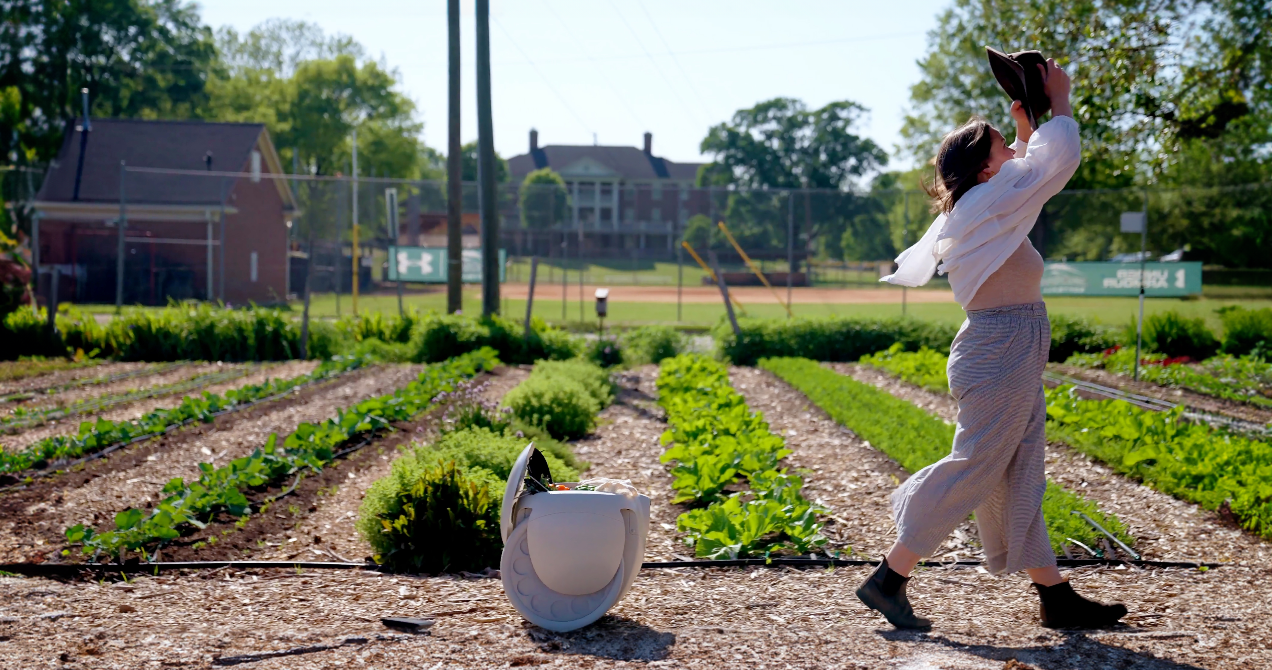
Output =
[
  {"x1": 530, "y1": 128, "x2": 539, "y2": 152},
  {"x1": 643, "y1": 132, "x2": 652, "y2": 154}
]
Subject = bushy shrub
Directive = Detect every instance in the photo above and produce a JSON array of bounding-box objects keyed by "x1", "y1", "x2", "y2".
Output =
[
  {"x1": 1218, "y1": 306, "x2": 1272, "y2": 358},
  {"x1": 503, "y1": 375, "x2": 599, "y2": 440},
  {"x1": 585, "y1": 336, "x2": 624, "y2": 368},
  {"x1": 357, "y1": 427, "x2": 580, "y2": 573},
  {"x1": 716, "y1": 316, "x2": 957, "y2": 366},
  {"x1": 436, "y1": 380, "x2": 516, "y2": 434},
  {"x1": 1048, "y1": 314, "x2": 1121, "y2": 363},
  {"x1": 423, "y1": 426, "x2": 578, "y2": 482},
  {"x1": 350, "y1": 337, "x2": 414, "y2": 363},
  {"x1": 336, "y1": 310, "x2": 421, "y2": 344},
  {"x1": 411, "y1": 312, "x2": 579, "y2": 365},
  {"x1": 358, "y1": 459, "x2": 505, "y2": 573},
  {"x1": 620, "y1": 325, "x2": 686, "y2": 365},
  {"x1": 533, "y1": 359, "x2": 615, "y2": 407},
  {"x1": 1142, "y1": 310, "x2": 1219, "y2": 360}
]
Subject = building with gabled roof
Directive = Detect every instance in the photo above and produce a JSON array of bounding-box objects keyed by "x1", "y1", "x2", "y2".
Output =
[
  {"x1": 33, "y1": 118, "x2": 297, "y2": 305},
  {"x1": 504, "y1": 130, "x2": 707, "y2": 257}
]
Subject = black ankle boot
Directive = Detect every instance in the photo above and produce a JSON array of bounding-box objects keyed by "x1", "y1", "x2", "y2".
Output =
[
  {"x1": 1032, "y1": 580, "x2": 1127, "y2": 629},
  {"x1": 856, "y1": 558, "x2": 932, "y2": 630}
]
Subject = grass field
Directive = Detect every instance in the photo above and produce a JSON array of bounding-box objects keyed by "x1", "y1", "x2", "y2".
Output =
[
  {"x1": 68, "y1": 283, "x2": 1272, "y2": 332},
  {"x1": 284, "y1": 287, "x2": 1271, "y2": 332}
]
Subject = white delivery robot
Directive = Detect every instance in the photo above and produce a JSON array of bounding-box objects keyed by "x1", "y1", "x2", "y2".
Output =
[{"x1": 500, "y1": 444, "x2": 651, "y2": 632}]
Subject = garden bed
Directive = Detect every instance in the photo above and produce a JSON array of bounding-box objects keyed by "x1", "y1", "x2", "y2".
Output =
[
  {"x1": 0, "y1": 361, "x2": 318, "y2": 453},
  {"x1": 827, "y1": 362, "x2": 1267, "y2": 564},
  {"x1": 1, "y1": 359, "x2": 1271, "y2": 668},
  {"x1": 0, "y1": 364, "x2": 409, "y2": 563},
  {"x1": 1050, "y1": 362, "x2": 1272, "y2": 426},
  {"x1": 251, "y1": 365, "x2": 530, "y2": 565},
  {"x1": 0, "y1": 360, "x2": 145, "y2": 396}
]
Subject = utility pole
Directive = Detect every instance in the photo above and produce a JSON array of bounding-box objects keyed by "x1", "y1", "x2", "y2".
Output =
[
  {"x1": 351, "y1": 129, "x2": 359, "y2": 316},
  {"x1": 1134, "y1": 189, "x2": 1148, "y2": 382},
  {"x1": 116, "y1": 161, "x2": 126, "y2": 313},
  {"x1": 446, "y1": 0, "x2": 462, "y2": 314},
  {"x1": 786, "y1": 189, "x2": 795, "y2": 317},
  {"x1": 476, "y1": 0, "x2": 499, "y2": 316},
  {"x1": 902, "y1": 190, "x2": 910, "y2": 316}
]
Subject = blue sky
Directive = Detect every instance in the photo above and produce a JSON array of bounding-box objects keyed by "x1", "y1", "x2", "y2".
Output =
[{"x1": 200, "y1": 0, "x2": 950, "y2": 168}]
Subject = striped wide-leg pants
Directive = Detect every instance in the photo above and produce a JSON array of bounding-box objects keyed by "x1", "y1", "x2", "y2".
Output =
[{"x1": 890, "y1": 301, "x2": 1057, "y2": 575}]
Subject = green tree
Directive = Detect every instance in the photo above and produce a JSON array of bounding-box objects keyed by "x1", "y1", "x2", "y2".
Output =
[
  {"x1": 700, "y1": 98, "x2": 887, "y2": 190},
  {"x1": 0, "y1": 0, "x2": 217, "y2": 162},
  {"x1": 698, "y1": 97, "x2": 888, "y2": 259},
  {"x1": 519, "y1": 168, "x2": 569, "y2": 230},
  {"x1": 459, "y1": 141, "x2": 509, "y2": 183},
  {"x1": 902, "y1": 0, "x2": 1271, "y2": 186},
  {"x1": 903, "y1": 0, "x2": 1272, "y2": 267}
]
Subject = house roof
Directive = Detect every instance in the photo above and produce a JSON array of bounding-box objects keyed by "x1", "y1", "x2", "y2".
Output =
[
  {"x1": 36, "y1": 118, "x2": 289, "y2": 207},
  {"x1": 507, "y1": 145, "x2": 703, "y2": 183}
]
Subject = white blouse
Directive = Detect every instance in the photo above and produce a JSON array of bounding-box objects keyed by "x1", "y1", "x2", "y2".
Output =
[{"x1": 881, "y1": 115, "x2": 1081, "y2": 307}]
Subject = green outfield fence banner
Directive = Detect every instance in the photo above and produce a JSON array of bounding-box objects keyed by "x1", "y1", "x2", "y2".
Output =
[
  {"x1": 1041, "y1": 261, "x2": 1203, "y2": 296},
  {"x1": 387, "y1": 247, "x2": 507, "y2": 283}
]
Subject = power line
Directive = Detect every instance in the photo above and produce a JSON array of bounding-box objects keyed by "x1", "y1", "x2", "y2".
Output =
[
  {"x1": 606, "y1": 0, "x2": 702, "y2": 127},
  {"x1": 539, "y1": 0, "x2": 647, "y2": 130},
  {"x1": 491, "y1": 15, "x2": 595, "y2": 136},
  {"x1": 634, "y1": 0, "x2": 713, "y2": 121}
]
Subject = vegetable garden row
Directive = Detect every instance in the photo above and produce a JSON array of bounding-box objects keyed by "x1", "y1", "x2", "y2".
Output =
[{"x1": 855, "y1": 345, "x2": 1272, "y2": 541}]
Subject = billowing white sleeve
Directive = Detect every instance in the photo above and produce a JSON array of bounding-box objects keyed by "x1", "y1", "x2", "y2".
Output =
[
  {"x1": 1011, "y1": 115, "x2": 1081, "y2": 195},
  {"x1": 880, "y1": 214, "x2": 945, "y2": 286}
]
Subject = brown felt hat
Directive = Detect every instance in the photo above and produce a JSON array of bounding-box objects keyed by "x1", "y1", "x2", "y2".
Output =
[{"x1": 986, "y1": 47, "x2": 1051, "y2": 130}]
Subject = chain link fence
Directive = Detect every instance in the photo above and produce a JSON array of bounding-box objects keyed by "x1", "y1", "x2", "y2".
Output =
[{"x1": 12, "y1": 163, "x2": 1272, "y2": 321}]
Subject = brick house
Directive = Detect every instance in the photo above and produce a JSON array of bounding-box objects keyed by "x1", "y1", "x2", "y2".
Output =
[
  {"x1": 504, "y1": 130, "x2": 707, "y2": 258},
  {"x1": 33, "y1": 119, "x2": 296, "y2": 305}
]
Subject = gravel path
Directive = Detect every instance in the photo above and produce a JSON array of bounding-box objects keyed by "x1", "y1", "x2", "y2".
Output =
[
  {"x1": 11, "y1": 365, "x2": 420, "y2": 551},
  {"x1": 571, "y1": 366, "x2": 688, "y2": 561},
  {"x1": 0, "y1": 361, "x2": 317, "y2": 453},
  {"x1": 253, "y1": 365, "x2": 522, "y2": 564},
  {"x1": 0, "y1": 361, "x2": 146, "y2": 396},
  {"x1": 1, "y1": 559, "x2": 1267, "y2": 668},
  {"x1": 826, "y1": 362, "x2": 1271, "y2": 564},
  {"x1": 731, "y1": 365, "x2": 982, "y2": 561}
]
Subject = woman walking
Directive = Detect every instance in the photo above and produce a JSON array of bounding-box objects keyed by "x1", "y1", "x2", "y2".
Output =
[{"x1": 860, "y1": 58, "x2": 1127, "y2": 630}]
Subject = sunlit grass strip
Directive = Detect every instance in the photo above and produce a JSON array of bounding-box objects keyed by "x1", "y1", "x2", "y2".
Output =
[{"x1": 757, "y1": 356, "x2": 1133, "y2": 555}]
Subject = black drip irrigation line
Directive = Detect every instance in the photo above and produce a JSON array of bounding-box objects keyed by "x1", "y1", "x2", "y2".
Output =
[
  {"x1": 0, "y1": 365, "x2": 367, "y2": 493},
  {"x1": 0, "y1": 362, "x2": 186, "y2": 404},
  {"x1": 1044, "y1": 371, "x2": 1271, "y2": 437},
  {"x1": 0, "y1": 365, "x2": 257, "y2": 434},
  {"x1": 0, "y1": 557, "x2": 1223, "y2": 579}
]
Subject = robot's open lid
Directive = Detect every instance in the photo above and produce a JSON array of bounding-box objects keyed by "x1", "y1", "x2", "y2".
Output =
[{"x1": 500, "y1": 442, "x2": 556, "y2": 542}]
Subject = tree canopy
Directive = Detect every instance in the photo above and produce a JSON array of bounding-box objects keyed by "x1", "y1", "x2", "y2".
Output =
[
  {"x1": 695, "y1": 97, "x2": 889, "y2": 258},
  {"x1": 519, "y1": 168, "x2": 569, "y2": 230},
  {"x1": 699, "y1": 97, "x2": 887, "y2": 190},
  {"x1": 0, "y1": 0, "x2": 217, "y2": 163}
]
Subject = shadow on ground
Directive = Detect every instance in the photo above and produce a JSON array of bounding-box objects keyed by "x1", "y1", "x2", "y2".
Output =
[
  {"x1": 526, "y1": 615, "x2": 675, "y2": 661},
  {"x1": 879, "y1": 629, "x2": 1207, "y2": 670}
]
